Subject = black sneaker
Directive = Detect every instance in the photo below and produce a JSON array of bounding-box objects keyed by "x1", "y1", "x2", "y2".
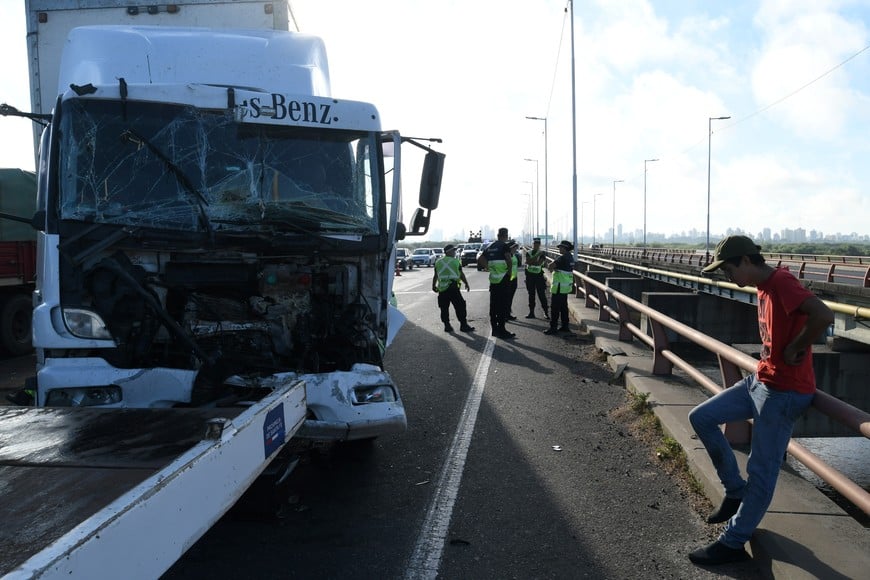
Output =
[
  {"x1": 507, "y1": 315, "x2": 517, "y2": 321},
  {"x1": 558, "y1": 326, "x2": 571, "y2": 333},
  {"x1": 459, "y1": 324, "x2": 475, "y2": 332},
  {"x1": 444, "y1": 324, "x2": 454, "y2": 332},
  {"x1": 6, "y1": 389, "x2": 34, "y2": 406},
  {"x1": 543, "y1": 328, "x2": 558, "y2": 335},
  {"x1": 706, "y1": 497, "x2": 741, "y2": 523},
  {"x1": 525, "y1": 312, "x2": 536, "y2": 319},
  {"x1": 688, "y1": 540, "x2": 750, "y2": 565},
  {"x1": 494, "y1": 329, "x2": 516, "y2": 339}
]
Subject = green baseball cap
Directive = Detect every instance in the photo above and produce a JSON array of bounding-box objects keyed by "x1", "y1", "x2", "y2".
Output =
[{"x1": 702, "y1": 235, "x2": 761, "y2": 273}]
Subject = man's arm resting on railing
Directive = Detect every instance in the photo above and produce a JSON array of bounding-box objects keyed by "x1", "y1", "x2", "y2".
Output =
[{"x1": 783, "y1": 296, "x2": 835, "y2": 366}]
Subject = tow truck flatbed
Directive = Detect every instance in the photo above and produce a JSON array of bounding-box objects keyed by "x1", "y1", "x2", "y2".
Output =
[{"x1": 0, "y1": 377, "x2": 305, "y2": 579}]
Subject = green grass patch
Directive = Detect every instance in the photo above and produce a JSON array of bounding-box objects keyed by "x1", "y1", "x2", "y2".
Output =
[{"x1": 625, "y1": 390, "x2": 706, "y2": 496}]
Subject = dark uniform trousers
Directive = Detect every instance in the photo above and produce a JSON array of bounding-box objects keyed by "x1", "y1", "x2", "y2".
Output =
[
  {"x1": 526, "y1": 271, "x2": 548, "y2": 314},
  {"x1": 438, "y1": 282, "x2": 468, "y2": 325},
  {"x1": 550, "y1": 293, "x2": 570, "y2": 330},
  {"x1": 489, "y1": 281, "x2": 511, "y2": 331}
]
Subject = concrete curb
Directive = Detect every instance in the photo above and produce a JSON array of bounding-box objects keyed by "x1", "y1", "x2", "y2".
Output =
[{"x1": 567, "y1": 301, "x2": 870, "y2": 579}]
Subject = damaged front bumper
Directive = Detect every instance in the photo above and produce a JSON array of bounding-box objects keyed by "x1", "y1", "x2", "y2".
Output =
[
  {"x1": 290, "y1": 363, "x2": 407, "y2": 441},
  {"x1": 36, "y1": 359, "x2": 406, "y2": 441}
]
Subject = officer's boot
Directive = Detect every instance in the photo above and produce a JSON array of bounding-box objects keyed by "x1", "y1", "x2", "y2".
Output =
[{"x1": 525, "y1": 308, "x2": 535, "y2": 319}]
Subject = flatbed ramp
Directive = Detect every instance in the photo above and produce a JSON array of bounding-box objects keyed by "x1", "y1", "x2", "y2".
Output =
[{"x1": 0, "y1": 378, "x2": 305, "y2": 579}]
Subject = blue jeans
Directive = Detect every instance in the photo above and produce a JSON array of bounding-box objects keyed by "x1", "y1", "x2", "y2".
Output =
[{"x1": 688, "y1": 374, "x2": 814, "y2": 547}]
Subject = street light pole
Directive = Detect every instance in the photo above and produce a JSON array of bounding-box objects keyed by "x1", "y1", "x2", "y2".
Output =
[
  {"x1": 593, "y1": 193, "x2": 603, "y2": 245},
  {"x1": 643, "y1": 158, "x2": 658, "y2": 252},
  {"x1": 706, "y1": 116, "x2": 730, "y2": 261},
  {"x1": 612, "y1": 179, "x2": 623, "y2": 252},
  {"x1": 522, "y1": 181, "x2": 534, "y2": 245},
  {"x1": 525, "y1": 116, "x2": 548, "y2": 249},
  {"x1": 569, "y1": 0, "x2": 578, "y2": 260},
  {"x1": 523, "y1": 158, "x2": 539, "y2": 239}
]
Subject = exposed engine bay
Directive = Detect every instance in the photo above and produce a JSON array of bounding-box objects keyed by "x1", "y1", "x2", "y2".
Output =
[{"x1": 58, "y1": 247, "x2": 386, "y2": 404}]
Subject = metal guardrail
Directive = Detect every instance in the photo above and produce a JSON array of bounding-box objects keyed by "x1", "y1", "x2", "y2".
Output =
[
  {"x1": 572, "y1": 268, "x2": 870, "y2": 517},
  {"x1": 564, "y1": 251, "x2": 870, "y2": 323},
  {"x1": 601, "y1": 247, "x2": 870, "y2": 288}
]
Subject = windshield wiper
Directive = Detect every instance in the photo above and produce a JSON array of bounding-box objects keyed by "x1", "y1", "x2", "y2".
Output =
[
  {"x1": 120, "y1": 128, "x2": 214, "y2": 237},
  {"x1": 58, "y1": 223, "x2": 135, "y2": 268}
]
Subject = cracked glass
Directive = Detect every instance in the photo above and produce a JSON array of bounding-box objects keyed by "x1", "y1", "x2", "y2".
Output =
[{"x1": 58, "y1": 99, "x2": 381, "y2": 235}]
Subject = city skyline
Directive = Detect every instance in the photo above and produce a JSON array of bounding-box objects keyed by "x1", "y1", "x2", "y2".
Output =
[
  {"x1": 1, "y1": 2, "x2": 869, "y2": 241},
  {"x1": 428, "y1": 224, "x2": 870, "y2": 246}
]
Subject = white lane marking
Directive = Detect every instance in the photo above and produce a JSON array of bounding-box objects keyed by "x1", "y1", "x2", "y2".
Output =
[{"x1": 404, "y1": 334, "x2": 496, "y2": 580}]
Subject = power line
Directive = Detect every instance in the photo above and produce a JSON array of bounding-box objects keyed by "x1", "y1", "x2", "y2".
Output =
[
  {"x1": 545, "y1": 4, "x2": 570, "y2": 117},
  {"x1": 734, "y1": 41, "x2": 870, "y2": 127},
  {"x1": 687, "y1": 41, "x2": 870, "y2": 154}
]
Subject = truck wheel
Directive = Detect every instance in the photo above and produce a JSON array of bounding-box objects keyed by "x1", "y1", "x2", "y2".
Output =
[{"x1": 0, "y1": 294, "x2": 33, "y2": 356}]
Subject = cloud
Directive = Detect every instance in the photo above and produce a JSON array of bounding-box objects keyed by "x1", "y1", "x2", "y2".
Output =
[{"x1": 751, "y1": 1, "x2": 869, "y2": 140}]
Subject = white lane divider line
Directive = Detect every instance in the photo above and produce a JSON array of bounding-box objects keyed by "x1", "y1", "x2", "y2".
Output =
[{"x1": 404, "y1": 334, "x2": 496, "y2": 580}]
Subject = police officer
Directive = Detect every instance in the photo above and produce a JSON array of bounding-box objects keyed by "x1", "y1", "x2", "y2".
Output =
[
  {"x1": 544, "y1": 240, "x2": 575, "y2": 335},
  {"x1": 432, "y1": 244, "x2": 475, "y2": 333},
  {"x1": 524, "y1": 238, "x2": 549, "y2": 319},
  {"x1": 477, "y1": 227, "x2": 514, "y2": 339}
]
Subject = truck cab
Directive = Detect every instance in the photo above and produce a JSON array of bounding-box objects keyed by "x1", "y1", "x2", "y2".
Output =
[{"x1": 26, "y1": 26, "x2": 443, "y2": 441}]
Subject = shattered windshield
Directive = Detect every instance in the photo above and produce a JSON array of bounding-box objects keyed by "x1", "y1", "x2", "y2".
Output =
[{"x1": 57, "y1": 99, "x2": 382, "y2": 235}]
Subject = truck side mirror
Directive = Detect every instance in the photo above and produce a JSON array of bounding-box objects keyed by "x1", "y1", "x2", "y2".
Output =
[
  {"x1": 395, "y1": 221, "x2": 407, "y2": 241},
  {"x1": 405, "y1": 208, "x2": 430, "y2": 236},
  {"x1": 418, "y1": 151, "x2": 444, "y2": 210}
]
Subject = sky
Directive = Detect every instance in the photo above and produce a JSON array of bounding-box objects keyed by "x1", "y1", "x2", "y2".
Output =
[{"x1": 2, "y1": 0, "x2": 869, "y2": 244}]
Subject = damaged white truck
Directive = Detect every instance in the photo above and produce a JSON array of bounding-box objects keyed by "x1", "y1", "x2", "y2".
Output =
[{"x1": 20, "y1": 24, "x2": 443, "y2": 440}]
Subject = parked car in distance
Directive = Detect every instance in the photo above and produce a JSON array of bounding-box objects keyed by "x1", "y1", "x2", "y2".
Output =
[
  {"x1": 460, "y1": 243, "x2": 481, "y2": 267},
  {"x1": 395, "y1": 248, "x2": 413, "y2": 271},
  {"x1": 411, "y1": 247, "x2": 436, "y2": 267}
]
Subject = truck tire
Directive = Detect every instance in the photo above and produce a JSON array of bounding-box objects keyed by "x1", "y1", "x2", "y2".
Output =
[{"x1": 0, "y1": 294, "x2": 33, "y2": 356}]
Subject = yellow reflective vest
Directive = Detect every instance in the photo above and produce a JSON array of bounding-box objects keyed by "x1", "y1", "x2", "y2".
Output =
[
  {"x1": 526, "y1": 250, "x2": 543, "y2": 274},
  {"x1": 434, "y1": 256, "x2": 462, "y2": 292},
  {"x1": 551, "y1": 268, "x2": 573, "y2": 294}
]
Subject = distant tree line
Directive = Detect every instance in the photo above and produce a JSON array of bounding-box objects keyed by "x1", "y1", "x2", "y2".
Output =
[{"x1": 762, "y1": 243, "x2": 870, "y2": 257}]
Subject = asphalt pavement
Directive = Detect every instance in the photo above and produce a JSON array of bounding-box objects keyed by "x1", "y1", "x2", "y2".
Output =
[{"x1": 8, "y1": 264, "x2": 855, "y2": 578}]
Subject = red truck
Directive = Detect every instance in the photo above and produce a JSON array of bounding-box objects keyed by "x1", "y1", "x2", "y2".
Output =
[{"x1": 0, "y1": 168, "x2": 36, "y2": 355}]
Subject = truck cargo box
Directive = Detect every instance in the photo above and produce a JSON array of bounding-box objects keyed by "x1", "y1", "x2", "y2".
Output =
[
  {"x1": 0, "y1": 168, "x2": 36, "y2": 242},
  {"x1": 25, "y1": 0, "x2": 298, "y2": 117}
]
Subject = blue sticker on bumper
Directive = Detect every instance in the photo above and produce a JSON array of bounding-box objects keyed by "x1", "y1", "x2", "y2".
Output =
[{"x1": 263, "y1": 403, "x2": 285, "y2": 458}]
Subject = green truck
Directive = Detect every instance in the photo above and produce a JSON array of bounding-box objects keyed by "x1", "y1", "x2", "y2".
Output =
[{"x1": 0, "y1": 168, "x2": 36, "y2": 355}]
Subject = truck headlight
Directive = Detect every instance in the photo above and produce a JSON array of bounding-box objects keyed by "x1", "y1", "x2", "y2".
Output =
[
  {"x1": 45, "y1": 386, "x2": 122, "y2": 407},
  {"x1": 352, "y1": 384, "x2": 397, "y2": 404},
  {"x1": 63, "y1": 308, "x2": 112, "y2": 339}
]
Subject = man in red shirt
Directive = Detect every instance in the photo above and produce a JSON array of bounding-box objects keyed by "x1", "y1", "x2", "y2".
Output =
[{"x1": 688, "y1": 235, "x2": 834, "y2": 565}]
